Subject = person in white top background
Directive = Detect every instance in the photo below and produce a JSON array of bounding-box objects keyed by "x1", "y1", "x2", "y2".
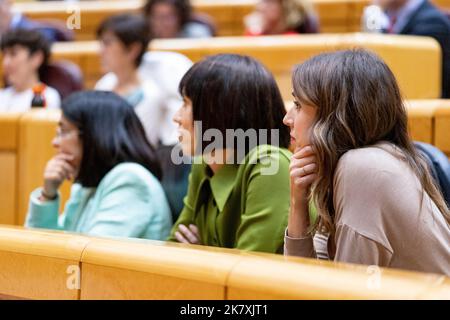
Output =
[
  {"x1": 95, "y1": 13, "x2": 192, "y2": 147},
  {"x1": 95, "y1": 13, "x2": 193, "y2": 221},
  {"x1": 0, "y1": 28, "x2": 61, "y2": 112}
]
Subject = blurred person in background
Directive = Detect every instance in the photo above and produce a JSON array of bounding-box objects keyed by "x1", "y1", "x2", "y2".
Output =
[
  {"x1": 143, "y1": 0, "x2": 214, "y2": 38},
  {"x1": 361, "y1": 0, "x2": 450, "y2": 98},
  {"x1": 0, "y1": 0, "x2": 73, "y2": 42},
  {"x1": 0, "y1": 29, "x2": 60, "y2": 111},
  {"x1": 95, "y1": 13, "x2": 193, "y2": 223},
  {"x1": 244, "y1": 0, "x2": 319, "y2": 36},
  {"x1": 95, "y1": 14, "x2": 173, "y2": 148}
]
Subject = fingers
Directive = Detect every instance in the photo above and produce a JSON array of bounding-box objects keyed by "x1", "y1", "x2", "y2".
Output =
[
  {"x1": 290, "y1": 163, "x2": 317, "y2": 177},
  {"x1": 174, "y1": 231, "x2": 189, "y2": 244},
  {"x1": 54, "y1": 153, "x2": 75, "y2": 162},
  {"x1": 289, "y1": 155, "x2": 316, "y2": 170},
  {"x1": 176, "y1": 224, "x2": 201, "y2": 244},
  {"x1": 290, "y1": 145, "x2": 318, "y2": 193},
  {"x1": 293, "y1": 145, "x2": 315, "y2": 159},
  {"x1": 46, "y1": 156, "x2": 76, "y2": 181},
  {"x1": 292, "y1": 173, "x2": 318, "y2": 189}
]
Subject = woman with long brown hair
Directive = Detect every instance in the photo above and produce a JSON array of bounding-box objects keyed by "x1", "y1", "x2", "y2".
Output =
[{"x1": 283, "y1": 49, "x2": 450, "y2": 275}]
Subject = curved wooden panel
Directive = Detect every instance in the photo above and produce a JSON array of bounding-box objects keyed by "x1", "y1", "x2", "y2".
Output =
[
  {"x1": 80, "y1": 238, "x2": 242, "y2": 300},
  {"x1": 227, "y1": 254, "x2": 450, "y2": 299},
  {"x1": 0, "y1": 226, "x2": 90, "y2": 299}
]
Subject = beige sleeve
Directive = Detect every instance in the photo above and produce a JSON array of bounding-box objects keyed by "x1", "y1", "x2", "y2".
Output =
[
  {"x1": 335, "y1": 223, "x2": 393, "y2": 266},
  {"x1": 283, "y1": 228, "x2": 317, "y2": 258}
]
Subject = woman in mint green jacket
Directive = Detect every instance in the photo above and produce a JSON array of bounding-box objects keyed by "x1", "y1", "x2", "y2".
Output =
[{"x1": 25, "y1": 91, "x2": 172, "y2": 240}]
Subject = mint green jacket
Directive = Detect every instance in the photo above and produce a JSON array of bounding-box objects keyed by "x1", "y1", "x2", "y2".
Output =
[
  {"x1": 25, "y1": 163, "x2": 172, "y2": 240},
  {"x1": 168, "y1": 144, "x2": 291, "y2": 253}
]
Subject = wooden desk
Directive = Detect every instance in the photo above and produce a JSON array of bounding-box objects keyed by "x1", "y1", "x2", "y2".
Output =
[{"x1": 47, "y1": 33, "x2": 442, "y2": 100}]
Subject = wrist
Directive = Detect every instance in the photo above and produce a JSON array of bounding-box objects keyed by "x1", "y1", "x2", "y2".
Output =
[{"x1": 41, "y1": 189, "x2": 57, "y2": 201}]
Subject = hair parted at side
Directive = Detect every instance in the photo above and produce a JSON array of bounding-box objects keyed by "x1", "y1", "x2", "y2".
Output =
[
  {"x1": 178, "y1": 53, "x2": 290, "y2": 153},
  {"x1": 292, "y1": 48, "x2": 450, "y2": 236},
  {"x1": 62, "y1": 90, "x2": 162, "y2": 187}
]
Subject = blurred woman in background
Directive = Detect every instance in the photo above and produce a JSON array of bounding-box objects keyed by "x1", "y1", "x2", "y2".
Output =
[
  {"x1": 244, "y1": 0, "x2": 319, "y2": 36},
  {"x1": 143, "y1": 0, "x2": 214, "y2": 38},
  {"x1": 95, "y1": 14, "x2": 177, "y2": 148}
]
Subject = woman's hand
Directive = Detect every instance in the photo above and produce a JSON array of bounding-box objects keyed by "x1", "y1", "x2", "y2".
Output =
[
  {"x1": 174, "y1": 224, "x2": 202, "y2": 245},
  {"x1": 290, "y1": 145, "x2": 318, "y2": 202},
  {"x1": 42, "y1": 153, "x2": 75, "y2": 199},
  {"x1": 288, "y1": 145, "x2": 318, "y2": 238}
]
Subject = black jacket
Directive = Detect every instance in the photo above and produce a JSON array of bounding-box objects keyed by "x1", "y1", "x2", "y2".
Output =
[{"x1": 399, "y1": 0, "x2": 450, "y2": 98}]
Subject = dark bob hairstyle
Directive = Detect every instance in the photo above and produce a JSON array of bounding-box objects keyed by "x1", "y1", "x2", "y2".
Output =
[
  {"x1": 0, "y1": 28, "x2": 51, "y2": 78},
  {"x1": 179, "y1": 54, "x2": 290, "y2": 152},
  {"x1": 96, "y1": 14, "x2": 150, "y2": 67},
  {"x1": 62, "y1": 90, "x2": 162, "y2": 187},
  {"x1": 143, "y1": 0, "x2": 192, "y2": 28}
]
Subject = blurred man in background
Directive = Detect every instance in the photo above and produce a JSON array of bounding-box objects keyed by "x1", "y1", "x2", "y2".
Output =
[{"x1": 362, "y1": 0, "x2": 450, "y2": 98}]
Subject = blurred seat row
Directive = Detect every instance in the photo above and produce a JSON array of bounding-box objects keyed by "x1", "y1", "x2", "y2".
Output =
[
  {"x1": 0, "y1": 33, "x2": 443, "y2": 99},
  {"x1": 13, "y1": 0, "x2": 450, "y2": 40}
]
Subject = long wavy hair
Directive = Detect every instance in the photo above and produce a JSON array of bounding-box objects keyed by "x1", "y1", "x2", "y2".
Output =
[{"x1": 292, "y1": 49, "x2": 450, "y2": 237}]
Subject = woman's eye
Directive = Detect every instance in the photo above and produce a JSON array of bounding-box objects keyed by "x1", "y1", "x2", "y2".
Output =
[{"x1": 294, "y1": 101, "x2": 302, "y2": 109}]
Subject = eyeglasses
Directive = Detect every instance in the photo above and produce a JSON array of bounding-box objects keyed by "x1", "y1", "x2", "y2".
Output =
[{"x1": 55, "y1": 127, "x2": 80, "y2": 139}]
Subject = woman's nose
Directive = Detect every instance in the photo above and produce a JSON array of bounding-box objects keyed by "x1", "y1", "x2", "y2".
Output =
[
  {"x1": 173, "y1": 108, "x2": 182, "y2": 125},
  {"x1": 283, "y1": 113, "x2": 292, "y2": 127},
  {"x1": 51, "y1": 136, "x2": 60, "y2": 149}
]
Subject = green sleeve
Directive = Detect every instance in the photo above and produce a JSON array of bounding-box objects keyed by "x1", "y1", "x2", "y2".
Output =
[{"x1": 235, "y1": 151, "x2": 291, "y2": 253}]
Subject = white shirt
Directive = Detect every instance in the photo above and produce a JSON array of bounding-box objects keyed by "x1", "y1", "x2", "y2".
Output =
[
  {"x1": 0, "y1": 85, "x2": 61, "y2": 112},
  {"x1": 96, "y1": 51, "x2": 193, "y2": 147},
  {"x1": 96, "y1": 76, "x2": 170, "y2": 147}
]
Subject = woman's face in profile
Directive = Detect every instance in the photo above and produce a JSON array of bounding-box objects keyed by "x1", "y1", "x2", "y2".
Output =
[
  {"x1": 173, "y1": 96, "x2": 195, "y2": 156},
  {"x1": 257, "y1": 0, "x2": 284, "y2": 32},
  {"x1": 52, "y1": 115, "x2": 83, "y2": 176},
  {"x1": 283, "y1": 95, "x2": 316, "y2": 149},
  {"x1": 99, "y1": 31, "x2": 134, "y2": 74},
  {"x1": 148, "y1": 3, "x2": 181, "y2": 38}
]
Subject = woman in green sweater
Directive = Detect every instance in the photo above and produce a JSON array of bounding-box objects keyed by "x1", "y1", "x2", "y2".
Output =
[{"x1": 168, "y1": 54, "x2": 291, "y2": 253}]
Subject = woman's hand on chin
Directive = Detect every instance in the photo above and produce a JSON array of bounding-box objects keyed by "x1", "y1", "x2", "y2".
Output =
[{"x1": 41, "y1": 153, "x2": 76, "y2": 200}]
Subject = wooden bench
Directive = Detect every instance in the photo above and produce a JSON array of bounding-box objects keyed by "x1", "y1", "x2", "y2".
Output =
[
  {"x1": 0, "y1": 114, "x2": 20, "y2": 225},
  {"x1": 13, "y1": 0, "x2": 370, "y2": 41},
  {"x1": 44, "y1": 33, "x2": 441, "y2": 100},
  {"x1": 0, "y1": 226, "x2": 448, "y2": 299},
  {"x1": 80, "y1": 238, "x2": 241, "y2": 299},
  {"x1": 12, "y1": 0, "x2": 450, "y2": 41}
]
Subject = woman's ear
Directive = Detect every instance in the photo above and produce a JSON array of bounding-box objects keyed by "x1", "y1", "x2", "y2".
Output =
[
  {"x1": 29, "y1": 50, "x2": 45, "y2": 72},
  {"x1": 127, "y1": 42, "x2": 143, "y2": 65}
]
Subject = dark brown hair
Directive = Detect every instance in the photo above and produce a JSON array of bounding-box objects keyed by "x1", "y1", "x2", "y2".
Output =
[
  {"x1": 97, "y1": 14, "x2": 150, "y2": 67},
  {"x1": 0, "y1": 28, "x2": 51, "y2": 78},
  {"x1": 62, "y1": 90, "x2": 162, "y2": 187},
  {"x1": 143, "y1": 0, "x2": 191, "y2": 27}
]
